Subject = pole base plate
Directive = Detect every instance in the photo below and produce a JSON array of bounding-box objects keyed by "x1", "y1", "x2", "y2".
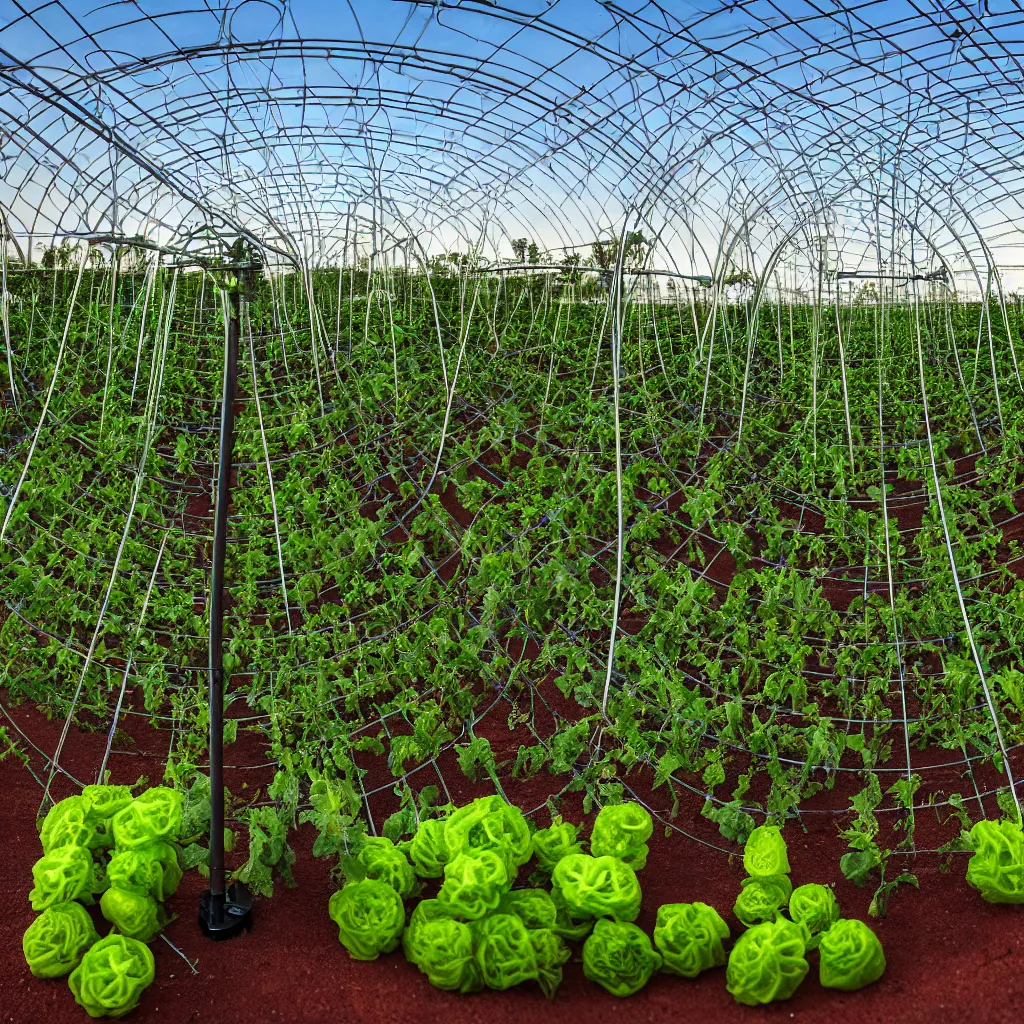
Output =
[{"x1": 199, "y1": 881, "x2": 253, "y2": 940}]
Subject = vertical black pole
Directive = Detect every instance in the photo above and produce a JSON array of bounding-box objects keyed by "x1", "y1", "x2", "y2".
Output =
[
  {"x1": 209, "y1": 289, "x2": 235, "y2": 898},
  {"x1": 200, "y1": 283, "x2": 253, "y2": 939}
]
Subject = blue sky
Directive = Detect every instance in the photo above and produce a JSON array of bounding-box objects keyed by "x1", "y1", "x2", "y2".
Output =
[{"x1": 0, "y1": 0, "x2": 1022, "y2": 286}]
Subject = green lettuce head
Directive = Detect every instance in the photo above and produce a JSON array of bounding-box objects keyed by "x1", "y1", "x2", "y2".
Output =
[
  {"x1": 733, "y1": 874, "x2": 792, "y2": 928},
  {"x1": 23, "y1": 902, "x2": 99, "y2": 978},
  {"x1": 653, "y1": 902, "x2": 730, "y2": 977},
  {"x1": 529, "y1": 927, "x2": 571, "y2": 999},
  {"x1": 403, "y1": 900, "x2": 480, "y2": 992},
  {"x1": 444, "y1": 796, "x2": 532, "y2": 873},
  {"x1": 726, "y1": 917, "x2": 808, "y2": 1005},
  {"x1": 742, "y1": 824, "x2": 790, "y2": 878},
  {"x1": 29, "y1": 846, "x2": 97, "y2": 910},
  {"x1": 551, "y1": 854, "x2": 642, "y2": 922},
  {"x1": 582, "y1": 918, "x2": 662, "y2": 997},
  {"x1": 965, "y1": 818, "x2": 1024, "y2": 903},
  {"x1": 402, "y1": 898, "x2": 455, "y2": 954},
  {"x1": 549, "y1": 887, "x2": 595, "y2": 942},
  {"x1": 407, "y1": 818, "x2": 449, "y2": 878},
  {"x1": 68, "y1": 933, "x2": 155, "y2": 1019},
  {"x1": 474, "y1": 913, "x2": 539, "y2": 992},
  {"x1": 473, "y1": 913, "x2": 569, "y2": 999},
  {"x1": 497, "y1": 888, "x2": 558, "y2": 930},
  {"x1": 100, "y1": 888, "x2": 162, "y2": 943},
  {"x1": 402, "y1": 897, "x2": 455, "y2": 947},
  {"x1": 111, "y1": 788, "x2": 183, "y2": 850},
  {"x1": 40, "y1": 796, "x2": 95, "y2": 854},
  {"x1": 358, "y1": 836, "x2": 415, "y2": 897},
  {"x1": 818, "y1": 919, "x2": 886, "y2": 990},
  {"x1": 82, "y1": 786, "x2": 134, "y2": 825},
  {"x1": 328, "y1": 879, "x2": 405, "y2": 960},
  {"x1": 788, "y1": 883, "x2": 839, "y2": 947},
  {"x1": 437, "y1": 850, "x2": 510, "y2": 920},
  {"x1": 531, "y1": 817, "x2": 583, "y2": 873},
  {"x1": 589, "y1": 802, "x2": 653, "y2": 870},
  {"x1": 106, "y1": 842, "x2": 182, "y2": 902}
]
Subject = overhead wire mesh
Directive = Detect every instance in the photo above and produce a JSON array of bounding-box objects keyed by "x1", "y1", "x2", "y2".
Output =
[{"x1": 2, "y1": 0, "x2": 1024, "y2": 875}]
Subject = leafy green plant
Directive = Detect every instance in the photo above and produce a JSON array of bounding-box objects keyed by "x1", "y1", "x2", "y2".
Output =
[
  {"x1": 300, "y1": 769, "x2": 364, "y2": 865},
  {"x1": 106, "y1": 842, "x2": 183, "y2": 902},
  {"x1": 653, "y1": 902, "x2": 729, "y2": 978},
  {"x1": 551, "y1": 854, "x2": 642, "y2": 922},
  {"x1": 965, "y1": 818, "x2": 1024, "y2": 903},
  {"x1": 23, "y1": 779, "x2": 183, "y2": 1013},
  {"x1": 22, "y1": 902, "x2": 99, "y2": 979},
  {"x1": 589, "y1": 802, "x2": 653, "y2": 870},
  {"x1": 67, "y1": 934, "x2": 155, "y2": 1019},
  {"x1": 742, "y1": 824, "x2": 790, "y2": 877},
  {"x1": 818, "y1": 919, "x2": 886, "y2": 990},
  {"x1": 233, "y1": 805, "x2": 296, "y2": 898},
  {"x1": 581, "y1": 919, "x2": 662, "y2": 997},
  {"x1": 99, "y1": 888, "x2": 162, "y2": 943},
  {"x1": 531, "y1": 817, "x2": 583, "y2": 872},
  {"x1": 110, "y1": 788, "x2": 183, "y2": 850},
  {"x1": 403, "y1": 901, "x2": 480, "y2": 992},
  {"x1": 733, "y1": 874, "x2": 792, "y2": 927},
  {"x1": 328, "y1": 879, "x2": 405, "y2": 960},
  {"x1": 40, "y1": 797, "x2": 98, "y2": 854},
  {"x1": 475, "y1": 912, "x2": 568, "y2": 998},
  {"x1": 406, "y1": 818, "x2": 450, "y2": 878},
  {"x1": 497, "y1": 888, "x2": 558, "y2": 929},
  {"x1": 81, "y1": 785, "x2": 133, "y2": 824},
  {"x1": 438, "y1": 851, "x2": 511, "y2": 920},
  {"x1": 9, "y1": 263, "x2": 1024, "y2": 1016},
  {"x1": 787, "y1": 883, "x2": 839, "y2": 948},
  {"x1": 358, "y1": 836, "x2": 415, "y2": 896},
  {"x1": 444, "y1": 796, "x2": 532, "y2": 873},
  {"x1": 29, "y1": 846, "x2": 102, "y2": 910},
  {"x1": 725, "y1": 917, "x2": 809, "y2": 1005}
]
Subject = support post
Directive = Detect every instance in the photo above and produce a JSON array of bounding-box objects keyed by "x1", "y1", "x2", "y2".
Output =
[{"x1": 199, "y1": 283, "x2": 253, "y2": 939}]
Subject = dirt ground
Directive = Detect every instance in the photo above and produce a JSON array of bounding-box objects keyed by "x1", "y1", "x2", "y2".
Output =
[{"x1": 2, "y1": 694, "x2": 1023, "y2": 1024}]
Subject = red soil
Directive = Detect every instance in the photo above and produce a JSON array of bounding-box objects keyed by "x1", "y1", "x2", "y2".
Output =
[{"x1": 2, "y1": 696, "x2": 1024, "y2": 1024}]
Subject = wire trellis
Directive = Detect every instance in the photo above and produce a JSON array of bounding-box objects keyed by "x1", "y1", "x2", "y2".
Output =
[{"x1": 2, "y1": 0, "x2": 1024, "y2": 877}]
